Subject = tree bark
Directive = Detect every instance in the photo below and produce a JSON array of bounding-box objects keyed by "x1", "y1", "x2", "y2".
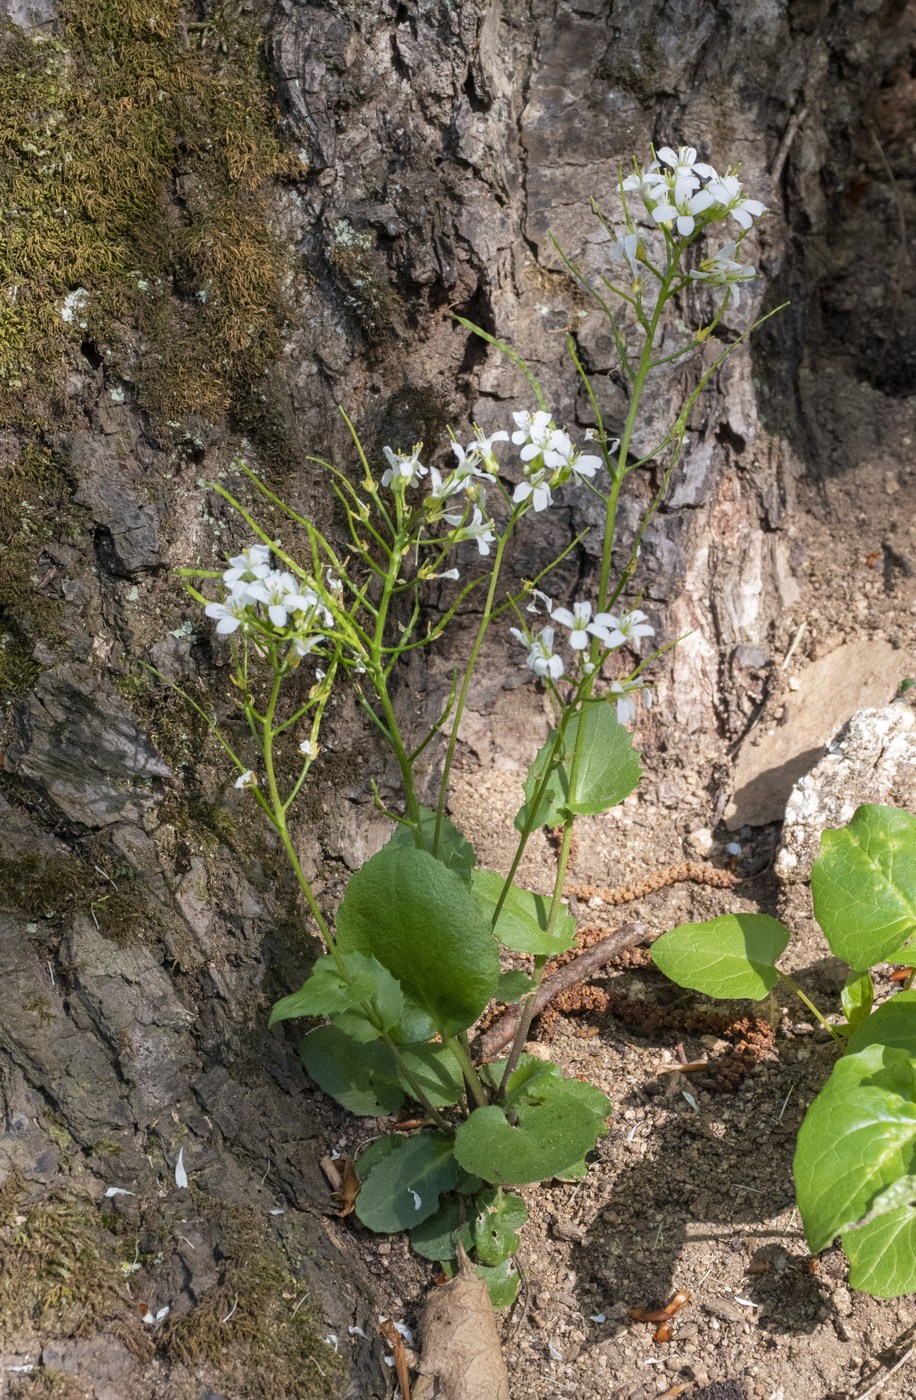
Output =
[{"x1": 0, "y1": 0, "x2": 911, "y2": 1394}]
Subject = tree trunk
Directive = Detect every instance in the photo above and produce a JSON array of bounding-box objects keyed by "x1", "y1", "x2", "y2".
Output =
[{"x1": 0, "y1": 0, "x2": 910, "y2": 1395}]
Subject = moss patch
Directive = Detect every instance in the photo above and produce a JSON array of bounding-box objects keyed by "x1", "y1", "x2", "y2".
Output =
[
  {"x1": 0, "y1": 1174, "x2": 150, "y2": 1352},
  {"x1": 0, "y1": 439, "x2": 81, "y2": 690},
  {"x1": 0, "y1": 844, "x2": 156, "y2": 945},
  {"x1": 0, "y1": 1, "x2": 302, "y2": 430},
  {"x1": 160, "y1": 1204, "x2": 345, "y2": 1398}
]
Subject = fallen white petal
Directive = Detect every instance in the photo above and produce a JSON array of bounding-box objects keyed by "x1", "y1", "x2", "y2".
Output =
[
  {"x1": 589, "y1": 1312, "x2": 606, "y2": 1323},
  {"x1": 174, "y1": 1149, "x2": 188, "y2": 1189},
  {"x1": 104, "y1": 1187, "x2": 136, "y2": 1198},
  {"x1": 348, "y1": 1325, "x2": 367, "y2": 1338},
  {"x1": 734, "y1": 1296, "x2": 761, "y2": 1308},
  {"x1": 325, "y1": 1333, "x2": 339, "y2": 1352},
  {"x1": 548, "y1": 1343, "x2": 563, "y2": 1361},
  {"x1": 269, "y1": 1209, "x2": 285, "y2": 1216},
  {"x1": 682, "y1": 1091, "x2": 699, "y2": 1112}
]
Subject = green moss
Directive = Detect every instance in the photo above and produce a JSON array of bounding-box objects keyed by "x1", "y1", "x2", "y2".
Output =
[
  {"x1": 159, "y1": 1199, "x2": 345, "y2": 1399},
  {"x1": 0, "y1": 440, "x2": 77, "y2": 650},
  {"x1": 0, "y1": 2, "x2": 303, "y2": 432},
  {"x1": 0, "y1": 1177, "x2": 148, "y2": 1350},
  {"x1": 0, "y1": 846, "x2": 156, "y2": 945}
]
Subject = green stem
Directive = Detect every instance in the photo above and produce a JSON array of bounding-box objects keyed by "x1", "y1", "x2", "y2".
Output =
[
  {"x1": 777, "y1": 971, "x2": 845, "y2": 1049},
  {"x1": 447, "y1": 1036, "x2": 489, "y2": 1109},
  {"x1": 381, "y1": 1032, "x2": 455, "y2": 1133},
  {"x1": 433, "y1": 531, "x2": 509, "y2": 855}
]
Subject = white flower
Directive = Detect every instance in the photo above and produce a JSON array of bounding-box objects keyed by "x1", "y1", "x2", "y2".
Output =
[
  {"x1": 467, "y1": 427, "x2": 509, "y2": 474},
  {"x1": 550, "y1": 600, "x2": 613, "y2": 651},
  {"x1": 450, "y1": 440, "x2": 494, "y2": 484},
  {"x1": 545, "y1": 432, "x2": 603, "y2": 483},
  {"x1": 426, "y1": 464, "x2": 462, "y2": 502},
  {"x1": 381, "y1": 444, "x2": 427, "y2": 488},
  {"x1": 512, "y1": 470, "x2": 553, "y2": 513},
  {"x1": 247, "y1": 570, "x2": 316, "y2": 628},
  {"x1": 445, "y1": 505, "x2": 496, "y2": 555},
  {"x1": 609, "y1": 680, "x2": 641, "y2": 725},
  {"x1": 511, "y1": 410, "x2": 555, "y2": 460},
  {"x1": 601, "y1": 609, "x2": 655, "y2": 649},
  {"x1": 298, "y1": 739, "x2": 318, "y2": 759},
  {"x1": 705, "y1": 174, "x2": 767, "y2": 230},
  {"x1": 620, "y1": 162, "x2": 662, "y2": 201},
  {"x1": 650, "y1": 186, "x2": 716, "y2": 238},
  {"x1": 689, "y1": 241, "x2": 758, "y2": 305},
  {"x1": 612, "y1": 233, "x2": 644, "y2": 282},
  {"x1": 526, "y1": 588, "x2": 553, "y2": 615},
  {"x1": 205, "y1": 595, "x2": 249, "y2": 635},
  {"x1": 234, "y1": 769, "x2": 256, "y2": 789},
  {"x1": 654, "y1": 145, "x2": 718, "y2": 199},
  {"x1": 510, "y1": 625, "x2": 564, "y2": 681},
  {"x1": 223, "y1": 544, "x2": 271, "y2": 586}
]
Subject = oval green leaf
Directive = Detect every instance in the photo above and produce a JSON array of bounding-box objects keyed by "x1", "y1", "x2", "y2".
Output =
[
  {"x1": 793, "y1": 1043, "x2": 916, "y2": 1257},
  {"x1": 651, "y1": 913, "x2": 790, "y2": 1000},
  {"x1": 354, "y1": 1131, "x2": 459, "y2": 1233},
  {"x1": 811, "y1": 805, "x2": 916, "y2": 971},
  {"x1": 471, "y1": 869, "x2": 576, "y2": 955},
  {"x1": 336, "y1": 844, "x2": 500, "y2": 1038},
  {"x1": 269, "y1": 952, "x2": 404, "y2": 1031},
  {"x1": 454, "y1": 1070, "x2": 610, "y2": 1186},
  {"x1": 386, "y1": 805, "x2": 476, "y2": 885},
  {"x1": 299, "y1": 1025, "x2": 404, "y2": 1116},
  {"x1": 514, "y1": 703, "x2": 641, "y2": 832}
]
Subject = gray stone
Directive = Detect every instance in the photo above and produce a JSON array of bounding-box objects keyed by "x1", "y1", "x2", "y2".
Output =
[
  {"x1": 776, "y1": 705, "x2": 916, "y2": 883},
  {"x1": 726, "y1": 641, "x2": 903, "y2": 828}
]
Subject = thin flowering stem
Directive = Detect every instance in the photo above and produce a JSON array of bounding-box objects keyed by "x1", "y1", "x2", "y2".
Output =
[{"x1": 452, "y1": 317, "x2": 547, "y2": 410}]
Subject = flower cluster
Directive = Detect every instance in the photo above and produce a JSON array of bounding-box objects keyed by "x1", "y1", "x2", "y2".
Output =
[
  {"x1": 511, "y1": 596, "x2": 655, "y2": 722},
  {"x1": 378, "y1": 414, "x2": 609, "y2": 573},
  {"x1": 618, "y1": 143, "x2": 766, "y2": 303},
  {"x1": 204, "y1": 544, "x2": 333, "y2": 658}
]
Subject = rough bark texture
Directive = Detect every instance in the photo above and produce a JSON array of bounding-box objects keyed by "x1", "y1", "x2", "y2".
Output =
[{"x1": 0, "y1": 0, "x2": 912, "y2": 1395}]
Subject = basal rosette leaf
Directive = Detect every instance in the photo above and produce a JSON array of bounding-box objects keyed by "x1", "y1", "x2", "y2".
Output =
[
  {"x1": 651, "y1": 913, "x2": 790, "y2": 1000},
  {"x1": 471, "y1": 869, "x2": 576, "y2": 955},
  {"x1": 455, "y1": 1060, "x2": 610, "y2": 1185},
  {"x1": 811, "y1": 805, "x2": 916, "y2": 972},
  {"x1": 793, "y1": 1043, "x2": 916, "y2": 1268},
  {"x1": 386, "y1": 805, "x2": 476, "y2": 885},
  {"x1": 269, "y1": 952, "x2": 404, "y2": 1035},
  {"x1": 514, "y1": 703, "x2": 641, "y2": 832},
  {"x1": 336, "y1": 844, "x2": 500, "y2": 1038},
  {"x1": 470, "y1": 1189, "x2": 528, "y2": 1266},
  {"x1": 299, "y1": 1024, "x2": 405, "y2": 1116},
  {"x1": 354, "y1": 1131, "x2": 459, "y2": 1232}
]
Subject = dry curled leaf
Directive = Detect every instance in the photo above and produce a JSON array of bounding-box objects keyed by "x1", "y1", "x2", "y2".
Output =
[
  {"x1": 380, "y1": 1318, "x2": 411, "y2": 1400},
  {"x1": 413, "y1": 1249, "x2": 510, "y2": 1400},
  {"x1": 333, "y1": 1157, "x2": 360, "y2": 1217}
]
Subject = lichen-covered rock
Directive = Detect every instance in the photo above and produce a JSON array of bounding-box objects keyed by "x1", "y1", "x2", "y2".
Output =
[{"x1": 775, "y1": 704, "x2": 916, "y2": 885}]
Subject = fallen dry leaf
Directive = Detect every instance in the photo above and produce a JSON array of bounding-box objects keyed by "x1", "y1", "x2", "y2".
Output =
[
  {"x1": 333, "y1": 1157, "x2": 360, "y2": 1217},
  {"x1": 412, "y1": 1248, "x2": 510, "y2": 1400},
  {"x1": 380, "y1": 1317, "x2": 411, "y2": 1400}
]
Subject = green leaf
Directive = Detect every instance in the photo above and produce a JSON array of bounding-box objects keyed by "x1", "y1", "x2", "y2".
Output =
[
  {"x1": 495, "y1": 970, "x2": 535, "y2": 1004},
  {"x1": 475, "y1": 1259, "x2": 520, "y2": 1310},
  {"x1": 354, "y1": 1132, "x2": 459, "y2": 1232},
  {"x1": 299, "y1": 1025, "x2": 404, "y2": 1116},
  {"x1": 472, "y1": 869, "x2": 576, "y2": 956},
  {"x1": 651, "y1": 913, "x2": 790, "y2": 1000},
  {"x1": 409, "y1": 1196, "x2": 466, "y2": 1262},
  {"x1": 811, "y1": 805, "x2": 916, "y2": 971},
  {"x1": 841, "y1": 972, "x2": 875, "y2": 1036},
  {"x1": 395, "y1": 1043, "x2": 466, "y2": 1107},
  {"x1": 386, "y1": 806, "x2": 476, "y2": 885},
  {"x1": 848, "y1": 990, "x2": 916, "y2": 1056},
  {"x1": 793, "y1": 1043, "x2": 916, "y2": 1265},
  {"x1": 336, "y1": 844, "x2": 500, "y2": 1038},
  {"x1": 470, "y1": 1190, "x2": 528, "y2": 1266},
  {"x1": 514, "y1": 703, "x2": 641, "y2": 832},
  {"x1": 269, "y1": 953, "x2": 404, "y2": 1032},
  {"x1": 844, "y1": 1207, "x2": 916, "y2": 1297},
  {"x1": 454, "y1": 1063, "x2": 610, "y2": 1186}
]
